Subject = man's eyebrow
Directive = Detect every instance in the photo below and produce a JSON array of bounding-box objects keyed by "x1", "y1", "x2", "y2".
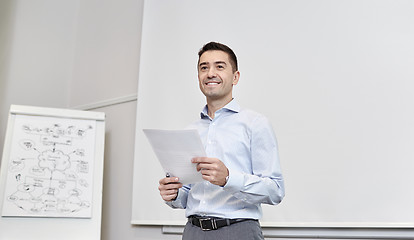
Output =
[{"x1": 199, "y1": 61, "x2": 227, "y2": 66}]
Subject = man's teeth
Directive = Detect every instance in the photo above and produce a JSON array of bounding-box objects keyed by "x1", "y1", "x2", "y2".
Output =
[{"x1": 207, "y1": 82, "x2": 219, "y2": 85}]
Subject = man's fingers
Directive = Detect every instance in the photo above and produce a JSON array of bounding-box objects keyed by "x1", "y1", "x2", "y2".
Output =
[
  {"x1": 196, "y1": 162, "x2": 220, "y2": 172},
  {"x1": 191, "y1": 157, "x2": 204, "y2": 163},
  {"x1": 192, "y1": 157, "x2": 218, "y2": 164},
  {"x1": 200, "y1": 169, "x2": 217, "y2": 178},
  {"x1": 162, "y1": 188, "x2": 179, "y2": 196},
  {"x1": 159, "y1": 177, "x2": 180, "y2": 184},
  {"x1": 196, "y1": 163, "x2": 206, "y2": 171},
  {"x1": 161, "y1": 191, "x2": 179, "y2": 201},
  {"x1": 158, "y1": 182, "x2": 182, "y2": 191}
]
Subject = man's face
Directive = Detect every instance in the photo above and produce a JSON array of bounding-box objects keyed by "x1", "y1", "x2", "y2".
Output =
[{"x1": 198, "y1": 50, "x2": 239, "y2": 102}]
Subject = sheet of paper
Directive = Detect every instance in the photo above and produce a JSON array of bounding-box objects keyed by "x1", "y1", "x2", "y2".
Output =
[{"x1": 143, "y1": 129, "x2": 205, "y2": 185}]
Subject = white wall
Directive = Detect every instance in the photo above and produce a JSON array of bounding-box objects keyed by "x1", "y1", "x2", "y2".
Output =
[
  {"x1": 0, "y1": 0, "x2": 77, "y2": 156},
  {"x1": 68, "y1": 0, "x2": 142, "y2": 106},
  {"x1": 1, "y1": 0, "x2": 413, "y2": 239},
  {"x1": 0, "y1": 0, "x2": 14, "y2": 157}
]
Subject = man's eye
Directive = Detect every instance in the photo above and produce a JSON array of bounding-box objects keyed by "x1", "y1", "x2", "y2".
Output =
[{"x1": 217, "y1": 65, "x2": 224, "y2": 69}]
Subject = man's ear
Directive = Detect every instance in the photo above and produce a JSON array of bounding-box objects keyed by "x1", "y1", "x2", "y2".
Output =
[{"x1": 232, "y1": 71, "x2": 240, "y2": 86}]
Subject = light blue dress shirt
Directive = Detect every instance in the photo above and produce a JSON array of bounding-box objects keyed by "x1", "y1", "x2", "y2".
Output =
[{"x1": 167, "y1": 100, "x2": 285, "y2": 220}]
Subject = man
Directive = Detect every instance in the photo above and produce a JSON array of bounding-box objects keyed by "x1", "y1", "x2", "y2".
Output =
[{"x1": 158, "y1": 42, "x2": 285, "y2": 240}]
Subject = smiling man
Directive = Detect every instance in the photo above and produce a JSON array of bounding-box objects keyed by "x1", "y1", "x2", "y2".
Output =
[
  {"x1": 158, "y1": 42, "x2": 285, "y2": 240},
  {"x1": 197, "y1": 49, "x2": 240, "y2": 118}
]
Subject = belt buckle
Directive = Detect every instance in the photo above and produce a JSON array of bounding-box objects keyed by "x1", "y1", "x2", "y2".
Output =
[{"x1": 199, "y1": 218, "x2": 217, "y2": 231}]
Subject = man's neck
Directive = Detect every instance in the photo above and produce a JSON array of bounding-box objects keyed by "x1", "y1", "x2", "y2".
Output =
[{"x1": 206, "y1": 97, "x2": 233, "y2": 119}]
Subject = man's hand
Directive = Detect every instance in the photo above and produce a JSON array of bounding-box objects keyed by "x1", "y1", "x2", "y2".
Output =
[
  {"x1": 158, "y1": 177, "x2": 182, "y2": 202},
  {"x1": 192, "y1": 157, "x2": 229, "y2": 186}
]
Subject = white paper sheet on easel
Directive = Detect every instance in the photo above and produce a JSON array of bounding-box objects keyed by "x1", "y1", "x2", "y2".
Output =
[{"x1": 143, "y1": 129, "x2": 205, "y2": 185}]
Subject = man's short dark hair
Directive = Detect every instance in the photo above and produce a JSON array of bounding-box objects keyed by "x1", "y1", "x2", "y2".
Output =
[{"x1": 198, "y1": 42, "x2": 238, "y2": 73}]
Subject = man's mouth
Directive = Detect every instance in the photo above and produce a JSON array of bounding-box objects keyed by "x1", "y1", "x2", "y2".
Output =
[{"x1": 205, "y1": 80, "x2": 221, "y2": 85}]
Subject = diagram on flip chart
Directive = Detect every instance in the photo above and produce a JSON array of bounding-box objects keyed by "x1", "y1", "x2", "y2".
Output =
[{"x1": 1, "y1": 114, "x2": 96, "y2": 218}]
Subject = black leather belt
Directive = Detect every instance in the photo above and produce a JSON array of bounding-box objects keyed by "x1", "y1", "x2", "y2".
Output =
[{"x1": 188, "y1": 215, "x2": 253, "y2": 231}]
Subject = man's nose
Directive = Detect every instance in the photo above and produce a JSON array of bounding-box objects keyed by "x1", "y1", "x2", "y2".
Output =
[{"x1": 208, "y1": 68, "x2": 217, "y2": 78}]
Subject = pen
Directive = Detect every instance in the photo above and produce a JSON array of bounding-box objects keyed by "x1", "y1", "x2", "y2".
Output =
[{"x1": 166, "y1": 173, "x2": 177, "y2": 185}]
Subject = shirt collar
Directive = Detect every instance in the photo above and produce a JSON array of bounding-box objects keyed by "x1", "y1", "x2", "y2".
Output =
[{"x1": 200, "y1": 99, "x2": 240, "y2": 119}]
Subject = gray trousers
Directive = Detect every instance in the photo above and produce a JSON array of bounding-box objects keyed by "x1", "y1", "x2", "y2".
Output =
[{"x1": 182, "y1": 219, "x2": 264, "y2": 240}]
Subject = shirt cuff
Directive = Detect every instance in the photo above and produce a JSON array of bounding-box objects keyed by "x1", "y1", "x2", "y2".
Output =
[
  {"x1": 165, "y1": 188, "x2": 186, "y2": 209},
  {"x1": 222, "y1": 169, "x2": 245, "y2": 194}
]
